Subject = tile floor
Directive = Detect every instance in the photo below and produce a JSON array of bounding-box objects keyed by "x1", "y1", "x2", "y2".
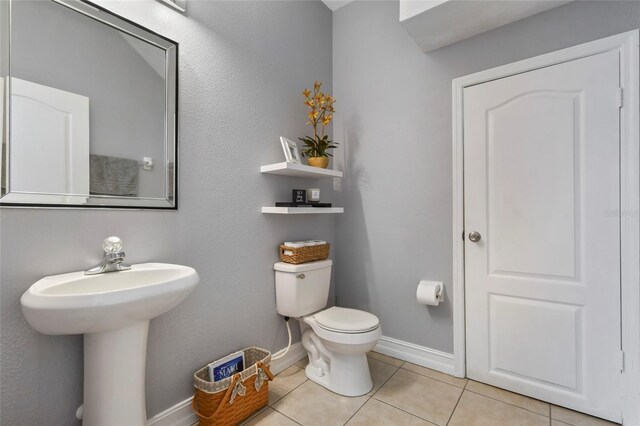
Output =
[{"x1": 239, "y1": 351, "x2": 619, "y2": 426}]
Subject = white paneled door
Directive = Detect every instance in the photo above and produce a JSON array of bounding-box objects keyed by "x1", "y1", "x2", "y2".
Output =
[
  {"x1": 464, "y1": 50, "x2": 622, "y2": 422},
  {"x1": 10, "y1": 78, "x2": 89, "y2": 197}
]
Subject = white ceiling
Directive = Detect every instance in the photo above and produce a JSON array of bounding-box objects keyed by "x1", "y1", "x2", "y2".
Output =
[{"x1": 321, "y1": 0, "x2": 354, "y2": 11}]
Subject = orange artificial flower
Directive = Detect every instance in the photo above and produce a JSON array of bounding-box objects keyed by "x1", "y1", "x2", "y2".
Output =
[{"x1": 301, "y1": 81, "x2": 337, "y2": 150}]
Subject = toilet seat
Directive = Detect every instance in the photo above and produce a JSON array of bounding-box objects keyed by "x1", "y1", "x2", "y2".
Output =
[
  {"x1": 314, "y1": 307, "x2": 379, "y2": 334},
  {"x1": 303, "y1": 308, "x2": 381, "y2": 346}
]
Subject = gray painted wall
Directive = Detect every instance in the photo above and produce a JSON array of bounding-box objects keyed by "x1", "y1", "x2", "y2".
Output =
[
  {"x1": 332, "y1": 0, "x2": 640, "y2": 354},
  {"x1": 11, "y1": 0, "x2": 166, "y2": 198},
  {"x1": 3, "y1": 0, "x2": 640, "y2": 423},
  {"x1": 0, "y1": 1, "x2": 333, "y2": 424}
]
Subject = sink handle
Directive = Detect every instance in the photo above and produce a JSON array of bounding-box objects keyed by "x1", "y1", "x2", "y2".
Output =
[
  {"x1": 85, "y1": 237, "x2": 130, "y2": 275},
  {"x1": 103, "y1": 236, "x2": 123, "y2": 254}
]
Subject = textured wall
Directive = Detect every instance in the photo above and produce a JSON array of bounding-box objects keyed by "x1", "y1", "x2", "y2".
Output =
[
  {"x1": 332, "y1": 0, "x2": 640, "y2": 353},
  {"x1": 0, "y1": 1, "x2": 333, "y2": 424}
]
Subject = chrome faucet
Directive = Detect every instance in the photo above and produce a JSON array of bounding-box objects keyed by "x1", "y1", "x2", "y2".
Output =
[{"x1": 85, "y1": 236, "x2": 132, "y2": 275}]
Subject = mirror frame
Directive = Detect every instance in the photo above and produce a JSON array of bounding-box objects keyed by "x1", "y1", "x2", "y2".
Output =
[{"x1": 0, "y1": 0, "x2": 179, "y2": 209}]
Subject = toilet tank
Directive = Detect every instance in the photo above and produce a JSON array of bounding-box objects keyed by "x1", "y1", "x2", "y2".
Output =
[{"x1": 274, "y1": 259, "x2": 332, "y2": 317}]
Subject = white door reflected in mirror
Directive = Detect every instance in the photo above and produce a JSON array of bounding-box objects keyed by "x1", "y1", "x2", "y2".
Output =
[{"x1": 11, "y1": 78, "x2": 89, "y2": 203}]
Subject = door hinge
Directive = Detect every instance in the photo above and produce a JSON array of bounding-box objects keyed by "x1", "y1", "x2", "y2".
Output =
[
  {"x1": 462, "y1": 231, "x2": 465, "y2": 241},
  {"x1": 620, "y1": 350, "x2": 625, "y2": 372},
  {"x1": 617, "y1": 88, "x2": 624, "y2": 108}
]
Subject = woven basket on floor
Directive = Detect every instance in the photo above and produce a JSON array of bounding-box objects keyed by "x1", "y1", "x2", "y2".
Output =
[
  {"x1": 192, "y1": 347, "x2": 274, "y2": 426},
  {"x1": 279, "y1": 243, "x2": 330, "y2": 264}
]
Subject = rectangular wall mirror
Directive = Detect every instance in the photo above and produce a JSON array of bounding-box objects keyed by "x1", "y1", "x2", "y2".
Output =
[{"x1": 0, "y1": 0, "x2": 178, "y2": 209}]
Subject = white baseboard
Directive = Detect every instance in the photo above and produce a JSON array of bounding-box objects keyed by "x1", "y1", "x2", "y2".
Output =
[
  {"x1": 147, "y1": 342, "x2": 307, "y2": 426},
  {"x1": 147, "y1": 396, "x2": 196, "y2": 426},
  {"x1": 270, "y1": 342, "x2": 307, "y2": 375},
  {"x1": 374, "y1": 335, "x2": 456, "y2": 376}
]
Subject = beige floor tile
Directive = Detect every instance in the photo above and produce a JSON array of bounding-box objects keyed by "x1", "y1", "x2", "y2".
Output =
[
  {"x1": 269, "y1": 365, "x2": 307, "y2": 405},
  {"x1": 373, "y1": 368, "x2": 461, "y2": 425},
  {"x1": 242, "y1": 407, "x2": 299, "y2": 426},
  {"x1": 552, "y1": 420, "x2": 572, "y2": 426},
  {"x1": 346, "y1": 398, "x2": 431, "y2": 426},
  {"x1": 272, "y1": 380, "x2": 368, "y2": 426},
  {"x1": 449, "y1": 391, "x2": 548, "y2": 426},
  {"x1": 401, "y1": 362, "x2": 467, "y2": 388},
  {"x1": 465, "y1": 380, "x2": 549, "y2": 416},
  {"x1": 551, "y1": 405, "x2": 619, "y2": 426},
  {"x1": 367, "y1": 351, "x2": 404, "y2": 367},
  {"x1": 295, "y1": 357, "x2": 309, "y2": 369},
  {"x1": 368, "y1": 358, "x2": 399, "y2": 396}
]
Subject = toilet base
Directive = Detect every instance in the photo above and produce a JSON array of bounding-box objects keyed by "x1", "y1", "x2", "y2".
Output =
[{"x1": 304, "y1": 352, "x2": 373, "y2": 396}]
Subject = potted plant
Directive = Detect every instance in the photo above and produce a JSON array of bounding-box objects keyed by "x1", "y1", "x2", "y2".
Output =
[{"x1": 299, "y1": 81, "x2": 338, "y2": 168}]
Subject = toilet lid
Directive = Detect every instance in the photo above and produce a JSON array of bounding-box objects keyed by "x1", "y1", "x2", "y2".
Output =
[{"x1": 314, "y1": 307, "x2": 379, "y2": 333}]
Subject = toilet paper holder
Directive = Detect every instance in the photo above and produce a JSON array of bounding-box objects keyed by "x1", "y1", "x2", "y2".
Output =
[{"x1": 416, "y1": 280, "x2": 444, "y2": 306}]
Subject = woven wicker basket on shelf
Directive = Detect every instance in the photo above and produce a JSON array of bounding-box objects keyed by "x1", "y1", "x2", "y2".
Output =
[
  {"x1": 192, "y1": 347, "x2": 273, "y2": 426},
  {"x1": 279, "y1": 243, "x2": 330, "y2": 264}
]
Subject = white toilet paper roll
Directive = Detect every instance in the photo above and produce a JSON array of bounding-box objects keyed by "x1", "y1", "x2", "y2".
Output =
[
  {"x1": 417, "y1": 280, "x2": 443, "y2": 306},
  {"x1": 283, "y1": 242, "x2": 305, "y2": 248}
]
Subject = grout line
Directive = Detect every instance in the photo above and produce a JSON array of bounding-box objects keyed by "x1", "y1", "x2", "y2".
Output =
[
  {"x1": 343, "y1": 357, "x2": 400, "y2": 426},
  {"x1": 466, "y1": 380, "x2": 550, "y2": 409},
  {"x1": 445, "y1": 388, "x2": 466, "y2": 425},
  {"x1": 367, "y1": 364, "x2": 401, "y2": 398},
  {"x1": 239, "y1": 406, "x2": 269, "y2": 425},
  {"x1": 370, "y1": 366, "x2": 402, "y2": 398},
  {"x1": 548, "y1": 407, "x2": 616, "y2": 426},
  {"x1": 399, "y1": 364, "x2": 468, "y2": 389},
  {"x1": 271, "y1": 377, "x2": 308, "y2": 406},
  {"x1": 370, "y1": 368, "x2": 442, "y2": 424},
  {"x1": 366, "y1": 357, "x2": 402, "y2": 368},
  {"x1": 249, "y1": 406, "x2": 302, "y2": 426},
  {"x1": 463, "y1": 388, "x2": 550, "y2": 418},
  {"x1": 367, "y1": 353, "x2": 404, "y2": 368},
  {"x1": 269, "y1": 367, "x2": 308, "y2": 407},
  {"x1": 279, "y1": 410, "x2": 303, "y2": 426},
  {"x1": 373, "y1": 398, "x2": 439, "y2": 426},
  {"x1": 270, "y1": 384, "x2": 308, "y2": 426},
  {"x1": 341, "y1": 395, "x2": 371, "y2": 425}
]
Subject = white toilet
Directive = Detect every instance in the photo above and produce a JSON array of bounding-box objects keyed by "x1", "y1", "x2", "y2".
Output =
[{"x1": 274, "y1": 259, "x2": 381, "y2": 396}]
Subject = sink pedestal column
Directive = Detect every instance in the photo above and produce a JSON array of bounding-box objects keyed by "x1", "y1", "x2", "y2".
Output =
[{"x1": 82, "y1": 320, "x2": 150, "y2": 426}]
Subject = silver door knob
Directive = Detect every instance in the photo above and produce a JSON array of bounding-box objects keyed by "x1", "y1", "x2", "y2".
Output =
[{"x1": 469, "y1": 231, "x2": 481, "y2": 242}]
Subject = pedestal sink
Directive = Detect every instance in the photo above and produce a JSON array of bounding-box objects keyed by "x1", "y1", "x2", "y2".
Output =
[{"x1": 21, "y1": 263, "x2": 199, "y2": 426}]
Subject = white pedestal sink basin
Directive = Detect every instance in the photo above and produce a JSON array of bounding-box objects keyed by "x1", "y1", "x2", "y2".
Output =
[{"x1": 21, "y1": 263, "x2": 199, "y2": 426}]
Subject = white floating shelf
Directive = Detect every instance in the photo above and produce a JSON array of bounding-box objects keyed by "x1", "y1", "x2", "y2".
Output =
[
  {"x1": 262, "y1": 207, "x2": 344, "y2": 214},
  {"x1": 260, "y1": 162, "x2": 343, "y2": 178}
]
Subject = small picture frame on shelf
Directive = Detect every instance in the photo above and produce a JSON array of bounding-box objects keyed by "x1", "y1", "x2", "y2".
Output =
[
  {"x1": 292, "y1": 189, "x2": 306, "y2": 204},
  {"x1": 280, "y1": 137, "x2": 301, "y2": 164}
]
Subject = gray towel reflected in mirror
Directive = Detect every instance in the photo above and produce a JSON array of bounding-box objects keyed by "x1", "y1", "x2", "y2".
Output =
[{"x1": 90, "y1": 154, "x2": 139, "y2": 196}]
